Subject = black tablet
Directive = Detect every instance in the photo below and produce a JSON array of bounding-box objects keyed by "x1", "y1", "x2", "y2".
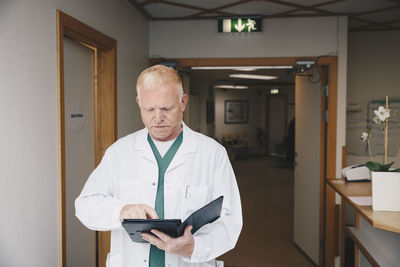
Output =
[
  {"x1": 122, "y1": 219, "x2": 181, "y2": 243},
  {"x1": 122, "y1": 196, "x2": 224, "y2": 243}
]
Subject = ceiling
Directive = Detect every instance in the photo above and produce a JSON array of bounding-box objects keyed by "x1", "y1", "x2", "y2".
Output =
[
  {"x1": 188, "y1": 68, "x2": 296, "y2": 90},
  {"x1": 126, "y1": 0, "x2": 400, "y2": 32}
]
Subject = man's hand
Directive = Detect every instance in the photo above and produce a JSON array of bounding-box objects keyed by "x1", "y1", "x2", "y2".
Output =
[
  {"x1": 142, "y1": 226, "x2": 194, "y2": 258},
  {"x1": 119, "y1": 204, "x2": 159, "y2": 221}
]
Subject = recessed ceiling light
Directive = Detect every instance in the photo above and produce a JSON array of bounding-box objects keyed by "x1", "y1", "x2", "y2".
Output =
[
  {"x1": 191, "y1": 66, "x2": 292, "y2": 70},
  {"x1": 234, "y1": 68, "x2": 257, "y2": 71},
  {"x1": 270, "y1": 88, "x2": 280, "y2": 94},
  {"x1": 214, "y1": 85, "x2": 249, "y2": 89},
  {"x1": 229, "y1": 74, "x2": 278, "y2": 80}
]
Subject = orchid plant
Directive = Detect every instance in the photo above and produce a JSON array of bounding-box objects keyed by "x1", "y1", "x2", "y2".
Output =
[{"x1": 361, "y1": 98, "x2": 400, "y2": 172}]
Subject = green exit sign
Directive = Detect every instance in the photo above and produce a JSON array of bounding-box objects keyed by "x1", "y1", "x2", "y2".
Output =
[{"x1": 218, "y1": 17, "x2": 262, "y2": 33}]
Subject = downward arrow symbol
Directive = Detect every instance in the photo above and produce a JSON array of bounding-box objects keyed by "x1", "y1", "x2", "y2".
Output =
[{"x1": 234, "y1": 18, "x2": 245, "y2": 32}]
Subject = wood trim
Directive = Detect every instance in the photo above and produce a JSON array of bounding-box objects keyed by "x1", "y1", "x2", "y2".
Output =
[
  {"x1": 150, "y1": 57, "x2": 317, "y2": 67},
  {"x1": 340, "y1": 199, "x2": 346, "y2": 267},
  {"x1": 56, "y1": 10, "x2": 66, "y2": 267},
  {"x1": 319, "y1": 65, "x2": 328, "y2": 267},
  {"x1": 59, "y1": 11, "x2": 116, "y2": 50},
  {"x1": 334, "y1": 204, "x2": 340, "y2": 256},
  {"x1": 355, "y1": 211, "x2": 360, "y2": 266},
  {"x1": 57, "y1": 10, "x2": 117, "y2": 267},
  {"x1": 325, "y1": 56, "x2": 338, "y2": 267}
]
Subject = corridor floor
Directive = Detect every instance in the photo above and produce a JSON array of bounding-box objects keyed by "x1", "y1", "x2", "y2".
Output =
[{"x1": 218, "y1": 157, "x2": 316, "y2": 267}]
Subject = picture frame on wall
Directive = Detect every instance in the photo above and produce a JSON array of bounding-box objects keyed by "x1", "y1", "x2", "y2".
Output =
[{"x1": 224, "y1": 100, "x2": 249, "y2": 124}]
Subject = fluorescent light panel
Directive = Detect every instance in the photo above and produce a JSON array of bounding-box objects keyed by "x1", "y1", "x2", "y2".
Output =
[
  {"x1": 229, "y1": 74, "x2": 278, "y2": 80},
  {"x1": 214, "y1": 85, "x2": 248, "y2": 89},
  {"x1": 191, "y1": 66, "x2": 292, "y2": 70}
]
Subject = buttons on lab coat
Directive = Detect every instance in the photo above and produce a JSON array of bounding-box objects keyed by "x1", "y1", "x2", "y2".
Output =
[{"x1": 152, "y1": 182, "x2": 156, "y2": 186}]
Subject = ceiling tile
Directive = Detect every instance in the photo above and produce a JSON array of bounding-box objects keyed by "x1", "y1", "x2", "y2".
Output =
[
  {"x1": 347, "y1": 19, "x2": 369, "y2": 29},
  {"x1": 198, "y1": 13, "x2": 228, "y2": 18},
  {"x1": 285, "y1": 10, "x2": 324, "y2": 16},
  {"x1": 222, "y1": 1, "x2": 293, "y2": 15},
  {"x1": 280, "y1": 0, "x2": 330, "y2": 6},
  {"x1": 358, "y1": 8, "x2": 400, "y2": 23},
  {"x1": 319, "y1": 0, "x2": 394, "y2": 14},
  {"x1": 145, "y1": 3, "x2": 197, "y2": 18},
  {"x1": 164, "y1": 0, "x2": 238, "y2": 10}
]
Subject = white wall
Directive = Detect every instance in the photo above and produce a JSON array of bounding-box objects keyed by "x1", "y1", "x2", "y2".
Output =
[
  {"x1": 214, "y1": 88, "x2": 265, "y2": 142},
  {"x1": 0, "y1": 0, "x2": 147, "y2": 266},
  {"x1": 346, "y1": 31, "x2": 400, "y2": 169},
  {"x1": 149, "y1": 17, "x2": 339, "y2": 58},
  {"x1": 150, "y1": 16, "x2": 348, "y2": 177}
]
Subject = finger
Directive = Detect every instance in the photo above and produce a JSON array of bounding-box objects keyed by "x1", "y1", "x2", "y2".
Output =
[
  {"x1": 143, "y1": 205, "x2": 159, "y2": 219},
  {"x1": 183, "y1": 225, "x2": 193, "y2": 236},
  {"x1": 151, "y1": 229, "x2": 171, "y2": 243},
  {"x1": 142, "y1": 233, "x2": 165, "y2": 250},
  {"x1": 137, "y1": 209, "x2": 147, "y2": 219}
]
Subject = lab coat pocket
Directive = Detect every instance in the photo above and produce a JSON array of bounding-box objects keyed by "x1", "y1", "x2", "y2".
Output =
[
  {"x1": 106, "y1": 253, "x2": 121, "y2": 267},
  {"x1": 115, "y1": 179, "x2": 144, "y2": 204},
  {"x1": 181, "y1": 186, "x2": 211, "y2": 217}
]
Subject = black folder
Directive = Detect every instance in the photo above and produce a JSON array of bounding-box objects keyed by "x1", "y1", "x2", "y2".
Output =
[{"x1": 122, "y1": 196, "x2": 224, "y2": 243}]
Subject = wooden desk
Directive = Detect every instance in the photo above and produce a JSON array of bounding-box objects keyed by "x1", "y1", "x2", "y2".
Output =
[{"x1": 328, "y1": 179, "x2": 400, "y2": 267}]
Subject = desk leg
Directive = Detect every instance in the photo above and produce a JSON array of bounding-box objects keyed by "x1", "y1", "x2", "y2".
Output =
[
  {"x1": 354, "y1": 211, "x2": 360, "y2": 267},
  {"x1": 340, "y1": 198, "x2": 346, "y2": 267}
]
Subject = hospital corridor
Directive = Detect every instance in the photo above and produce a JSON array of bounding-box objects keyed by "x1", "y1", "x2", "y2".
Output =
[{"x1": 220, "y1": 157, "x2": 315, "y2": 267}]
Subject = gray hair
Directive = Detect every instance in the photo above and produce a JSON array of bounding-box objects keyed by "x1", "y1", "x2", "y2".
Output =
[{"x1": 136, "y1": 65, "x2": 183, "y2": 101}]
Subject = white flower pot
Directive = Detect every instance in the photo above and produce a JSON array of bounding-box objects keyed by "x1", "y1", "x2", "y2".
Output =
[{"x1": 372, "y1": 172, "x2": 400, "y2": 211}]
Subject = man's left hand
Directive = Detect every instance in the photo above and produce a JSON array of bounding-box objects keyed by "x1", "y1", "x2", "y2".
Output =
[{"x1": 141, "y1": 225, "x2": 194, "y2": 258}]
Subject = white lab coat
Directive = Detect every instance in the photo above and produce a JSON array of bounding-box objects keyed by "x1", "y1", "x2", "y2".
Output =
[{"x1": 75, "y1": 123, "x2": 242, "y2": 267}]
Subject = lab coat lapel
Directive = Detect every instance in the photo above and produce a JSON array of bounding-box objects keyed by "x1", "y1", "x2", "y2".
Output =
[
  {"x1": 167, "y1": 122, "x2": 197, "y2": 172},
  {"x1": 132, "y1": 127, "x2": 157, "y2": 163}
]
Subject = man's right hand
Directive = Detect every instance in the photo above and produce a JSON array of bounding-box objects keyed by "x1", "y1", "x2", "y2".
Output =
[{"x1": 120, "y1": 204, "x2": 159, "y2": 221}]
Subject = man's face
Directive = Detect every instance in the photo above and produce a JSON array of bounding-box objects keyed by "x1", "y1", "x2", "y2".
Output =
[{"x1": 137, "y1": 83, "x2": 188, "y2": 141}]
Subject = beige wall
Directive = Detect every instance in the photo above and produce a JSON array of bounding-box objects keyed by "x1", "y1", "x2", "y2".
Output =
[
  {"x1": 0, "y1": 1, "x2": 148, "y2": 266},
  {"x1": 214, "y1": 88, "x2": 265, "y2": 142},
  {"x1": 346, "y1": 30, "x2": 400, "y2": 267},
  {"x1": 346, "y1": 31, "x2": 400, "y2": 169}
]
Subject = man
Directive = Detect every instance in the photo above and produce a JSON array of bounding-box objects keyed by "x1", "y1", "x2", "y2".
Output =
[{"x1": 75, "y1": 65, "x2": 242, "y2": 267}]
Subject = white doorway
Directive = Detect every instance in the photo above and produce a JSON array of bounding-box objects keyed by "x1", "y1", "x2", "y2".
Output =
[{"x1": 293, "y1": 74, "x2": 322, "y2": 264}]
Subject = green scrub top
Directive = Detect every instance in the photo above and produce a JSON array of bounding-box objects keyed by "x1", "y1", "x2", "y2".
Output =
[{"x1": 147, "y1": 131, "x2": 183, "y2": 267}]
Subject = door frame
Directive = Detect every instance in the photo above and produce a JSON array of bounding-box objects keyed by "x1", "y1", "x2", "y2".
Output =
[
  {"x1": 150, "y1": 57, "x2": 338, "y2": 267},
  {"x1": 57, "y1": 10, "x2": 117, "y2": 267}
]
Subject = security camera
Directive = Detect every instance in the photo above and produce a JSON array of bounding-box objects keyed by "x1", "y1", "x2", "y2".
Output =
[
  {"x1": 292, "y1": 60, "x2": 315, "y2": 73},
  {"x1": 294, "y1": 60, "x2": 315, "y2": 69}
]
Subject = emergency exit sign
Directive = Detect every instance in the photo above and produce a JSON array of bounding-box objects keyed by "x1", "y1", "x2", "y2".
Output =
[{"x1": 218, "y1": 17, "x2": 262, "y2": 33}]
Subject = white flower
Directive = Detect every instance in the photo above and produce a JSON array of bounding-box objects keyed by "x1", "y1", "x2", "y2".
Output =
[
  {"x1": 361, "y1": 132, "x2": 369, "y2": 142},
  {"x1": 374, "y1": 106, "x2": 390, "y2": 122},
  {"x1": 373, "y1": 116, "x2": 380, "y2": 125}
]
